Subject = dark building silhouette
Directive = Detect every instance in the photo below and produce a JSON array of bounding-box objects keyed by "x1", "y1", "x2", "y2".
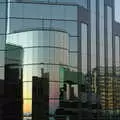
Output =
[
  {"x1": 32, "y1": 74, "x2": 49, "y2": 120},
  {"x1": 4, "y1": 64, "x2": 23, "y2": 120},
  {"x1": 4, "y1": 44, "x2": 23, "y2": 120},
  {"x1": 0, "y1": 80, "x2": 4, "y2": 120}
]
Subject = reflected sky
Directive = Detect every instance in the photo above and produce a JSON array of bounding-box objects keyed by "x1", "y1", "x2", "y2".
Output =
[{"x1": 115, "y1": 0, "x2": 120, "y2": 22}]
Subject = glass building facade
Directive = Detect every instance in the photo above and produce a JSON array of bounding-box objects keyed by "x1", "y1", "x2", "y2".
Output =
[
  {"x1": 0, "y1": 0, "x2": 120, "y2": 120},
  {"x1": 0, "y1": 0, "x2": 7, "y2": 81},
  {"x1": 7, "y1": 29, "x2": 69, "y2": 117}
]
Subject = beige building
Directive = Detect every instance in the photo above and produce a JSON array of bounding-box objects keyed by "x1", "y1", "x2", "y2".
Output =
[{"x1": 91, "y1": 67, "x2": 120, "y2": 111}]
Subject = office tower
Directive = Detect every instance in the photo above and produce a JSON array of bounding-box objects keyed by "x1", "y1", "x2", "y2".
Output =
[
  {"x1": 0, "y1": 80, "x2": 4, "y2": 120},
  {"x1": 6, "y1": 30, "x2": 69, "y2": 119},
  {"x1": 92, "y1": 67, "x2": 120, "y2": 112},
  {"x1": 0, "y1": 0, "x2": 118, "y2": 119},
  {"x1": 32, "y1": 74, "x2": 49, "y2": 120},
  {"x1": 0, "y1": 3, "x2": 8, "y2": 119},
  {"x1": 4, "y1": 44, "x2": 23, "y2": 120},
  {"x1": 0, "y1": 0, "x2": 7, "y2": 81}
]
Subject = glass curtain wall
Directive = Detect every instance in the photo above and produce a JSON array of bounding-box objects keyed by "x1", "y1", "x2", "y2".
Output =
[
  {"x1": 115, "y1": 36, "x2": 119, "y2": 67},
  {"x1": 7, "y1": 1, "x2": 78, "y2": 119},
  {"x1": 7, "y1": 30, "x2": 69, "y2": 120},
  {"x1": 99, "y1": 0, "x2": 105, "y2": 68},
  {"x1": 0, "y1": 0, "x2": 7, "y2": 80},
  {"x1": 99, "y1": 0, "x2": 105, "y2": 110},
  {"x1": 81, "y1": 23, "x2": 87, "y2": 74},
  {"x1": 90, "y1": 0, "x2": 97, "y2": 94},
  {"x1": 7, "y1": 2, "x2": 78, "y2": 70},
  {"x1": 10, "y1": 0, "x2": 88, "y2": 8},
  {"x1": 57, "y1": 0, "x2": 88, "y2": 8},
  {"x1": 107, "y1": 6, "x2": 112, "y2": 67},
  {"x1": 106, "y1": 5, "x2": 113, "y2": 113},
  {"x1": 114, "y1": 36, "x2": 120, "y2": 112},
  {"x1": 7, "y1": 1, "x2": 79, "y2": 119},
  {"x1": 90, "y1": 0, "x2": 96, "y2": 74}
]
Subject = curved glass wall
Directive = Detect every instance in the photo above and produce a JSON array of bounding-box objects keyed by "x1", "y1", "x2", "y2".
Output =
[
  {"x1": 6, "y1": 29, "x2": 69, "y2": 119},
  {"x1": 7, "y1": 2, "x2": 78, "y2": 71}
]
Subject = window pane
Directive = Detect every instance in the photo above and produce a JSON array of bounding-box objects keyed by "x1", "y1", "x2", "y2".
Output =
[
  {"x1": 115, "y1": 36, "x2": 119, "y2": 67},
  {"x1": 23, "y1": 19, "x2": 42, "y2": 30},
  {"x1": 91, "y1": 0, "x2": 96, "y2": 71},
  {"x1": 0, "y1": 3, "x2": 6, "y2": 18},
  {"x1": 107, "y1": 6, "x2": 112, "y2": 66},
  {"x1": 69, "y1": 37, "x2": 77, "y2": 51},
  {"x1": 23, "y1": 82, "x2": 32, "y2": 99},
  {"x1": 99, "y1": 0, "x2": 104, "y2": 67},
  {"x1": 70, "y1": 52, "x2": 77, "y2": 67},
  {"x1": 81, "y1": 23, "x2": 87, "y2": 74},
  {"x1": 8, "y1": 18, "x2": 23, "y2": 33},
  {"x1": 65, "y1": 21, "x2": 77, "y2": 36},
  {"x1": 51, "y1": 5, "x2": 65, "y2": 19},
  {"x1": 23, "y1": 4, "x2": 51, "y2": 19},
  {"x1": 0, "y1": 19, "x2": 6, "y2": 34},
  {"x1": 8, "y1": 2, "x2": 23, "y2": 18},
  {"x1": 65, "y1": 6, "x2": 77, "y2": 20}
]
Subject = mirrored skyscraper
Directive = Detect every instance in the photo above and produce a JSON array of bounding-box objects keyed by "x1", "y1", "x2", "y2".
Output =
[{"x1": 0, "y1": 0, "x2": 120, "y2": 120}]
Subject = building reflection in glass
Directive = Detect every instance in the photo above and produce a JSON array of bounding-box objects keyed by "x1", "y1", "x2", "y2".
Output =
[
  {"x1": 5, "y1": 44, "x2": 23, "y2": 120},
  {"x1": 6, "y1": 29, "x2": 69, "y2": 119}
]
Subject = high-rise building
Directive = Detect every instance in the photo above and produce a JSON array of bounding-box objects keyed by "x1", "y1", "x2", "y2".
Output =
[
  {"x1": 0, "y1": 80, "x2": 4, "y2": 120},
  {"x1": 0, "y1": 0, "x2": 7, "y2": 83},
  {"x1": 0, "y1": 0, "x2": 119, "y2": 119},
  {"x1": 92, "y1": 67, "x2": 120, "y2": 112},
  {"x1": 32, "y1": 75, "x2": 49, "y2": 120},
  {"x1": 6, "y1": 29, "x2": 69, "y2": 120},
  {"x1": 4, "y1": 44, "x2": 23, "y2": 120}
]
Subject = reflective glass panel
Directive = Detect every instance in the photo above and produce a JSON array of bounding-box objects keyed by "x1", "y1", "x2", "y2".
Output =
[
  {"x1": 99, "y1": 0, "x2": 104, "y2": 67},
  {"x1": 69, "y1": 37, "x2": 78, "y2": 51},
  {"x1": 91, "y1": 0, "x2": 96, "y2": 71},
  {"x1": 81, "y1": 23, "x2": 87, "y2": 74},
  {"x1": 69, "y1": 52, "x2": 77, "y2": 68},
  {"x1": 115, "y1": 36, "x2": 119, "y2": 67},
  {"x1": 107, "y1": 6, "x2": 112, "y2": 66},
  {"x1": 6, "y1": 30, "x2": 69, "y2": 118}
]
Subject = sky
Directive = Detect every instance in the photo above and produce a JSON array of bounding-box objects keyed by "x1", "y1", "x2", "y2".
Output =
[{"x1": 115, "y1": 0, "x2": 120, "y2": 22}]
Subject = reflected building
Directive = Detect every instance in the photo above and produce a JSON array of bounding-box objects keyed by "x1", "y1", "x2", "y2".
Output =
[
  {"x1": 92, "y1": 67, "x2": 120, "y2": 112},
  {"x1": 0, "y1": 0, "x2": 7, "y2": 82},
  {"x1": 6, "y1": 29, "x2": 69, "y2": 119},
  {"x1": 4, "y1": 44, "x2": 23, "y2": 120},
  {"x1": 0, "y1": 0, "x2": 120, "y2": 120},
  {"x1": 32, "y1": 74, "x2": 49, "y2": 120},
  {"x1": 0, "y1": 80, "x2": 4, "y2": 120}
]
